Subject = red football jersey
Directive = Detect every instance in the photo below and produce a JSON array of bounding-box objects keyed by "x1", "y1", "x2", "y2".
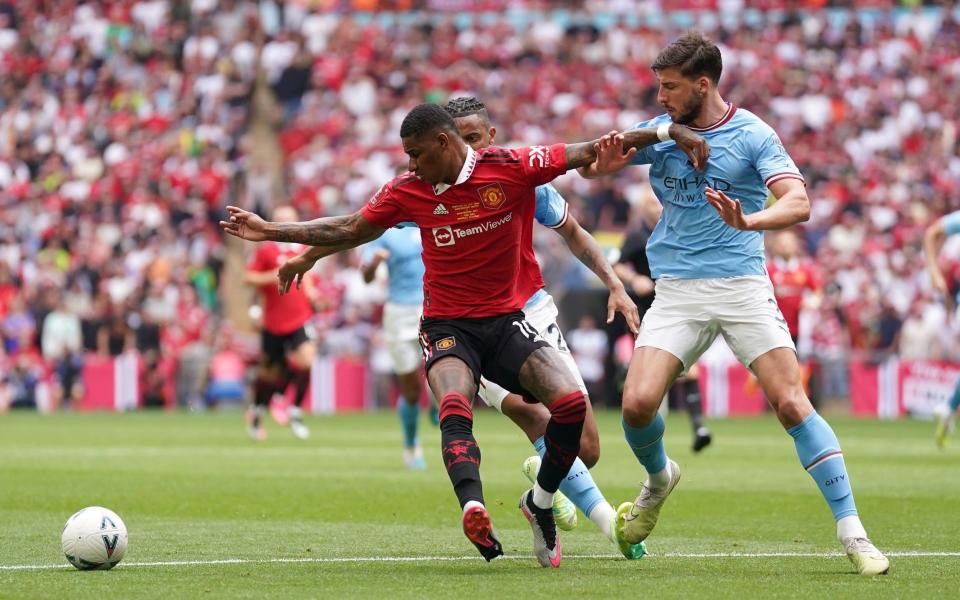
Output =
[
  {"x1": 248, "y1": 242, "x2": 314, "y2": 335},
  {"x1": 360, "y1": 144, "x2": 568, "y2": 319},
  {"x1": 767, "y1": 258, "x2": 822, "y2": 337}
]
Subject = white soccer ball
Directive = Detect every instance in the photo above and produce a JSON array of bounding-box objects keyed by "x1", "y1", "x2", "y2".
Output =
[{"x1": 61, "y1": 506, "x2": 128, "y2": 570}]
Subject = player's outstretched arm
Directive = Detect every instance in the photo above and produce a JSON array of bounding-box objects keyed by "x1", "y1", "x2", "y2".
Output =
[
  {"x1": 572, "y1": 124, "x2": 710, "y2": 177},
  {"x1": 705, "y1": 178, "x2": 809, "y2": 231},
  {"x1": 924, "y1": 220, "x2": 949, "y2": 296},
  {"x1": 361, "y1": 249, "x2": 390, "y2": 284},
  {"x1": 556, "y1": 214, "x2": 640, "y2": 334},
  {"x1": 221, "y1": 205, "x2": 385, "y2": 246}
]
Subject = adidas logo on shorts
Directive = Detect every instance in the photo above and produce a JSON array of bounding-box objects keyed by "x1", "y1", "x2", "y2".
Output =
[{"x1": 434, "y1": 203, "x2": 449, "y2": 215}]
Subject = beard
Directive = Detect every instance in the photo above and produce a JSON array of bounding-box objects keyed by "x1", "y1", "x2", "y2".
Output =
[{"x1": 672, "y1": 91, "x2": 705, "y2": 125}]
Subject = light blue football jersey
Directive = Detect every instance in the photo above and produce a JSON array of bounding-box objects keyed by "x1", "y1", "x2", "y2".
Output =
[
  {"x1": 523, "y1": 184, "x2": 569, "y2": 309},
  {"x1": 362, "y1": 225, "x2": 425, "y2": 306},
  {"x1": 629, "y1": 104, "x2": 804, "y2": 279},
  {"x1": 942, "y1": 211, "x2": 960, "y2": 236}
]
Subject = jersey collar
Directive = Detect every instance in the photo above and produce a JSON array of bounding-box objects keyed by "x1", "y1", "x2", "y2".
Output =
[
  {"x1": 433, "y1": 145, "x2": 476, "y2": 195},
  {"x1": 688, "y1": 103, "x2": 736, "y2": 132}
]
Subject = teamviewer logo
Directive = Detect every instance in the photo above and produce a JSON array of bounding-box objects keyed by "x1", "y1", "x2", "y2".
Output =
[{"x1": 433, "y1": 225, "x2": 455, "y2": 247}]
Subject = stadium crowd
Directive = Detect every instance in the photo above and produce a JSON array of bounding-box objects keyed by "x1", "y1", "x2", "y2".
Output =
[{"x1": 1, "y1": 0, "x2": 958, "y2": 410}]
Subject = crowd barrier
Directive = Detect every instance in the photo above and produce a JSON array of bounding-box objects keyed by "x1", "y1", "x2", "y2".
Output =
[{"x1": 75, "y1": 348, "x2": 960, "y2": 418}]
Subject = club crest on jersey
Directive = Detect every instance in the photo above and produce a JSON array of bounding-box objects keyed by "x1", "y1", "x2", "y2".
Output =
[
  {"x1": 436, "y1": 337, "x2": 456, "y2": 351},
  {"x1": 478, "y1": 183, "x2": 506, "y2": 210},
  {"x1": 433, "y1": 225, "x2": 455, "y2": 247}
]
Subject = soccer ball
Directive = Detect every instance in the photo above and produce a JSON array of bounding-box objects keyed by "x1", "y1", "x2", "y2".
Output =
[{"x1": 61, "y1": 506, "x2": 128, "y2": 570}]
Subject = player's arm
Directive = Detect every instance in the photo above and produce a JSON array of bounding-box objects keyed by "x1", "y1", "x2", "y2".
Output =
[
  {"x1": 924, "y1": 219, "x2": 950, "y2": 296},
  {"x1": 574, "y1": 125, "x2": 711, "y2": 178},
  {"x1": 555, "y1": 214, "x2": 640, "y2": 334},
  {"x1": 278, "y1": 237, "x2": 380, "y2": 295},
  {"x1": 705, "y1": 178, "x2": 810, "y2": 231},
  {"x1": 361, "y1": 249, "x2": 389, "y2": 284},
  {"x1": 613, "y1": 262, "x2": 655, "y2": 298},
  {"x1": 221, "y1": 206, "x2": 386, "y2": 247},
  {"x1": 244, "y1": 268, "x2": 278, "y2": 286}
]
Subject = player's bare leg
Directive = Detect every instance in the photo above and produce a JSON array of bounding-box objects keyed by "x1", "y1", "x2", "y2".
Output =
[
  {"x1": 752, "y1": 347, "x2": 888, "y2": 576},
  {"x1": 620, "y1": 347, "x2": 684, "y2": 544},
  {"x1": 427, "y1": 357, "x2": 501, "y2": 561}
]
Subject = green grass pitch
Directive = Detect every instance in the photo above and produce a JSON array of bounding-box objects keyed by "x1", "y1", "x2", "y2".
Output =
[{"x1": 1, "y1": 409, "x2": 958, "y2": 599}]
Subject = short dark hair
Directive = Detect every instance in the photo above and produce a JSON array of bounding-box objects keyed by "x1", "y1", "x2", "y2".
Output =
[
  {"x1": 443, "y1": 96, "x2": 489, "y2": 122},
  {"x1": 399, "y1": 103, "x2": 458, "y2": 139},
  {"x1": 651, "y1": 30, "x2": 722, "y2": 85}
]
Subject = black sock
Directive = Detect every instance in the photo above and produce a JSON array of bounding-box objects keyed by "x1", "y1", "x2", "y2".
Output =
[
  {"x1": 684, "y1": 379, "x2": 705, "y2": 431},
  {"x1": 537, "y1": 391, "x2": 585, "y2": 494},
  {"x1": 290, "y1": 369, "x2": 309, "y2": 410},
  {"x1": 252, "y1": 379, "x2": 275, "y2": 428},
  {"x1": 439, "y1": 393, "x2": 483, "y2": 508}
]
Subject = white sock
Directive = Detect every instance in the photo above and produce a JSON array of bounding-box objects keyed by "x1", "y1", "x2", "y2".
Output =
[
  {"x1": 462, "y1": 500, "x2": 484, "y2": 514},
  {"x1": 289, "y1": 405, "x2": 303, "y2": 419},
  {"x1": 647, "y1": 461, "x2": 672, "y2": 490},
  {"x1": 532, "y1": 482, "x2": 553, "y2": 510},
  {"x1": 588, "y1": 502, "x2": 615, "y2": 540},
  {"x1": 836, "y1": 515, "x2": 867, "y2": 542}
]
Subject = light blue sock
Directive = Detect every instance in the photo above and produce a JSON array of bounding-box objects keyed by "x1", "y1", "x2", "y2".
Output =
[
  {"x1": 622, "y1": 414, "x2": 668, "y2": 475},
  {"x1": 397, "y1": 398, "x2": 419, "y2": 449},
  {"x1": 787, "y1": 412, "x2": 857, "y2": 521},
  {"x1": 950, "y1": 380, "x2": 960, "y2": 412},
  {"x1": 533, "y1": 436, "x2": 605, "y2": 516}
]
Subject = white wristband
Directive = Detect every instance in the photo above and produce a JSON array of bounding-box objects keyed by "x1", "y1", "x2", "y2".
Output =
[{"x1": 656, "y1": 123, "x2": 672, "y2": 142}]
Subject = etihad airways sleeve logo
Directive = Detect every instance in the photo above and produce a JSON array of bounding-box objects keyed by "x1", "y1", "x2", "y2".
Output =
[{"x1": 431, "y1": 213, "x2": 513, "y2": 247}]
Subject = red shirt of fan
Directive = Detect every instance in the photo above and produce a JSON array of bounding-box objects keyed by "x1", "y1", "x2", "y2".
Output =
[
  {"x1": 248, "y1": 242, "x2": 313, "y2": 335},
  {"x1": 767, "y1": 258, "x2": 822, "y2": 338},
  {"x1": 360, "y1": 144, "x2": 568, "y2": 319}
]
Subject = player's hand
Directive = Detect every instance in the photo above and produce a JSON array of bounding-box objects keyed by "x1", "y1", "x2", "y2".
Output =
[
  {"x1": 590, "y1": 130, "x2": 637, "y2": 176},
  {"x1": 705, "y1": 187, "x2": 752, "y2": 230},
  {"x1": 220, "y1": 206, "x2": 270, "y2": 242},
  {"x1": 608, "y1": 285, "x2": 641, "y2": 335},
  {"x1": 278, "y1": 255, "x2": 317, "y2": 295},
  {"x1": 670, "y1": 124, "x2": 710, "y2": 171}
]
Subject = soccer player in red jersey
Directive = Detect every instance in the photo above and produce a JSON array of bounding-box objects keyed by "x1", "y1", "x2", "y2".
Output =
[
  {"x1": 245, "y1": 206, "x2": 316, "y2": 441},
  {"x1": 767, "y1": 229, "x2": 822, "y2": 397},
  {"x1": 221, "y1": 103, "x2": 708, "y2": 567}
]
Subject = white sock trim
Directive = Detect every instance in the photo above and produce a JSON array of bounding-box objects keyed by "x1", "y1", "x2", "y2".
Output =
[
  {"x1": 532, "y1": 483, "x2": 553, "y2": 510},
  {"x1": 837, "y1": 515, "x2": 867, "y2": 542},
  {"x1": 588, "y1": 502, "x2": 615, "y2": 540},
  {"x1": 462, "y1": 500, "x2": 484, "y2": 514},
  {"x1": 647, "y1": 461, "x2": 671, "y2": 490}
]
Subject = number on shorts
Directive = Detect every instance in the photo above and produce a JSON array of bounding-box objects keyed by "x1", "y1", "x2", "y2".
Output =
[
  {"x1": 512, "y1": 319, "x2": 542, "y2": 343},
  {"x1": 545, "y1": 323, "x2": 569, "y2": 353}
]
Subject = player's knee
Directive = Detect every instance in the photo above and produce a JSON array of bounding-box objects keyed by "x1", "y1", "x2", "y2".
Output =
[
  {"x1": 621, "y1": 385, "x2": 660, "y2": 426},
  {"x1": 770, "y1": 388, "x2": 812, "y2": 428}
]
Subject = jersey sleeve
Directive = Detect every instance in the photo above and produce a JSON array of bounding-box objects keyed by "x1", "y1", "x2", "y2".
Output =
[
  {"x1": 517, "y1": 143, "x2": 568, "y2": 186},
  {"x1": 942, "y1": 211, "x2": 960, "y2": 236},
  {"x1": 628, "y1": 118, "x2": 657, "y2": 166},
  {"x1": 534, "y1": 184, "x2": 569, "y2": 229},
  {"x1": 752, "y1": 126, "x2": 804, "y2": 187},
  {"x1": 359, "y1": 183, "x2": 405, "y2": 229}
]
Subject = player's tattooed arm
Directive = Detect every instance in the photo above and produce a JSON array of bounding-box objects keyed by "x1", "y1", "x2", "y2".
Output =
[
  {"x1": 557, "y1": 215, "x2": 640, "y2": 333},
  {"x1": 221, "y1": 206, "x2": 385, "y2": 247},
  {"x1": 571, "y1": 124, "x2": 710, "y2": 177}
]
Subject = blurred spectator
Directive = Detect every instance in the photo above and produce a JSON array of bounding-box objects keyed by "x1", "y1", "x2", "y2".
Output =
[
  {"x1": 567, "y1": 315, "x2": 609, "y2": 406},
  {"x1": 40, "y1": 292, "x2": 83, "y2": 408}
]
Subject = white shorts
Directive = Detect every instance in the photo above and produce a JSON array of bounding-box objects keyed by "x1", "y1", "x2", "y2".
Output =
[
  {"x1": 635, "y1": 276, "x2": 795, "y2": 372},
  {"x1": 383, "y1": 302, "x2": 423, "y2": 375},
  {"x1": 478, "y1": 293, "x2": 587, "y2": 412}
]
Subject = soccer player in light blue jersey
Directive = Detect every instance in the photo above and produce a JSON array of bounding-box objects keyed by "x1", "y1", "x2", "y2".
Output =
[
  {"x1": 580, "y1": 31, "x2": 888, "y2": 575},
  {"x1": 444, "y1": 96, "x2": 647, "y2": 560},
  {"x1": 361, "y1": 226, "x2": 432, "y2": 470},
  {"x1": 923, "y1": 211, "x2": 960, "y2": 448}
]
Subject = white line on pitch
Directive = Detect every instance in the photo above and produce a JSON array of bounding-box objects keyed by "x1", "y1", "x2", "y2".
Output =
[{"x1": 2, "y1": 551, "x2": 959, "y2": 571}]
